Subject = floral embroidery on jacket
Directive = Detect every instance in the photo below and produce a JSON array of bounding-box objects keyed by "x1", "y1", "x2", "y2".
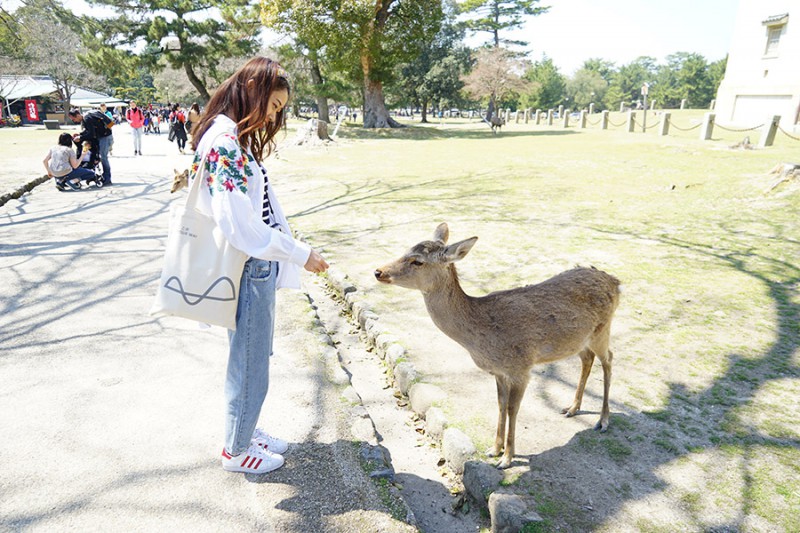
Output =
[{"x1": 191, "y1": 134, "x2": 253, "y2": 196}]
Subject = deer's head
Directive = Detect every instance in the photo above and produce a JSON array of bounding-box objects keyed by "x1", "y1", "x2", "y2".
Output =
[{"x1": 374, "y1": 223, "x2": 478, "y2": 293}]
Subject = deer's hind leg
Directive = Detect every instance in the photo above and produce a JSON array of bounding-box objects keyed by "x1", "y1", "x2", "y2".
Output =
[
  {"x1": 562, "y1": 348, "x2": 595, "y2": 418},
  {"x1": 589, "y1": 325, "x2": 614, "y2": 432}
]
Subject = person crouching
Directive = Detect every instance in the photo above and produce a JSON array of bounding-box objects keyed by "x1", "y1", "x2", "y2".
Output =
[{"x1": 43, "y1": 133, "x2": 96, "y2": 191}]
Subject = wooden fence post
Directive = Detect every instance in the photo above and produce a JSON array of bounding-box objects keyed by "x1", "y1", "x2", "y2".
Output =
[
  {"x1": 601, "y1": 110, "x2": 609, "y2": 130},
  {"x1": 627, "y1": 110, "x2": 636, "y2": 132},
  {"x1": 562, "y1": 110, "x2": 570, "y2": 128},
  {"x1": 580, "y1": 110, "x2": 587, "y2": 128}
]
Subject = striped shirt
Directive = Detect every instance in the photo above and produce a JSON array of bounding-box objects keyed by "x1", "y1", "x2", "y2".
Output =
[{"x1": 260, "y1": 164, "x2": 280, "y2": 231}]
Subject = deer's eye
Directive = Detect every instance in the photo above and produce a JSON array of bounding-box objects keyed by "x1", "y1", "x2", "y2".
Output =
[{"x1": 410, "y1": 259, "x2": 424, "y2": 266}]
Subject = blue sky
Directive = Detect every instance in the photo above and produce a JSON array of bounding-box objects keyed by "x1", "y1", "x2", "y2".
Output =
[{"x1": 490, "y1": 0, "x2": 741, "y2": 74}]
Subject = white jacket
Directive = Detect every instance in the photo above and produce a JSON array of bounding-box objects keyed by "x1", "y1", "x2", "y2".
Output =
[{"x1": 190, "y1": 114, "x2": 310, "y2": 289}]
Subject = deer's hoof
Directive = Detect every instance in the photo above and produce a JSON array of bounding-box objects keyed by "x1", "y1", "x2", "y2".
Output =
[
  {"x1": 485, "y1": 446, "x2": 502, "y2": 458},
  {"x1": 562, "y1": 407, "x2": 578, "y2": 417},
  {"x1": 594, "y1": 420, "x2": 609, "y2": 432},
  {"x1": 496, "y1": 457, "x2": 512, "y2": 469}
]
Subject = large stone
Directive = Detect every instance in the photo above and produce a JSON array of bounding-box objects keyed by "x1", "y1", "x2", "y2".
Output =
[
  {"x1": 351, "y1": 417, "x2": 378, "y2": 445},
  {"x1": 488, "y1": 492, "x2": 542, "y2": 533},
  {"x1": 424, "y1": 407, "x2": 448, "y2": 440},
  {"x1": 393, "y1": 362, "x2": 417, "y2": 394},
  {"x1": 327, "y1": 268, "x2": 356, "y2": 295},
  {"x1": 375, "y1": 333, "x2": 399, "y2": 358},
  {"x1": 385, "y1": 344, "x2": 406, "y2": 368},
  {"x1": 463, "y1": 460, "x2": 504, "y2": 508},
  {"x1": 408, "y1": 383, "x2": 446, "y2": 416},
  {"x1": 442, "y1": 427, "x2": 476, "y2": 474}
]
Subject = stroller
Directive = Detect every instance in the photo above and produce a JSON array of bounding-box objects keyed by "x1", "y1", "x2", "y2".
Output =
[{"x1": 74, "y1": 140, "x2": 105, "y2": 188}]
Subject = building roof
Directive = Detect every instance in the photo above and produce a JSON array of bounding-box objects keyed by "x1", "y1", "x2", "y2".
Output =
[
  {"x1": 0, "y1": 75, "x2": 126, "y2": 107},
  {"x1": 762, "y1": 13, "x2": 789, "y2": 25}
]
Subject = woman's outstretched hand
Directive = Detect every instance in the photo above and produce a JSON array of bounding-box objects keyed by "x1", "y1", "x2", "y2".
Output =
[{"x1": 304, "y1": 249, "x2": 329, "y2": 274}]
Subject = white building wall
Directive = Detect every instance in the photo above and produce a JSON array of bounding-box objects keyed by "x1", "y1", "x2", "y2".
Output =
[{"x1": 715, "y1": 0, "x2": 800, "y2": 129}]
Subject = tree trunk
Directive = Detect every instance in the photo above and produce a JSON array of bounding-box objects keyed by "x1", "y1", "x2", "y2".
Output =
[
  {"x1": 363, "y1": 77, "x2": 402, "y2": 128},
  {"x1": 184, "y1": 63, "x2": 211, "y2": 102},
  {"x1": 486, "y1": 94, "x2": 496, "y2": 122},
  {"x1": 308, "y1": 52, "x2": 330, "y2": 125},
  {"x1": 316, "y1": 119, "x2": 330, "y2": 141},
  {"x1": 420, "y1": 97, "x2": 429, "y2": 123}
]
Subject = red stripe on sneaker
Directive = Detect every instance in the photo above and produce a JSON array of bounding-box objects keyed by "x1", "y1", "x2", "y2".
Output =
[
  {"x1": 241, "y1": 455, "x2": 250, "y2": 467},
  {"x1": 250, "y1": 456, "x2": 259, "y2": 468},
  {"x1": 254, "y1": 458, "x2": 263, "y2": 470},
  {"x1": 222, "y1": 449, "x2": 232, "y2": 459}
]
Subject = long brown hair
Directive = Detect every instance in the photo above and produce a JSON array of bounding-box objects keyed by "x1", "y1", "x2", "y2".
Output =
[{"x1": 191, "y1": 57, "x2": 291, "y2": 163}]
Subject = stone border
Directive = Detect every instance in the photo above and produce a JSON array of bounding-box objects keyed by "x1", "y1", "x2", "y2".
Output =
[
  {"x1": 1, "y1": 174, "x2": 51, "y2": 208},
  {"x1": 318, "y1": 265, "x2": 477, "y2": 472},
  {"x1": 300, "y1": 283, "x2": 417, "y2": 527}
]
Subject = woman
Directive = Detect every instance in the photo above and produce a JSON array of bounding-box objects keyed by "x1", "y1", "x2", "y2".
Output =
[
  {"x1": 43, "y1": 133, "x2": 96, "y2": 190},
  {"x1": 189, "y1": 57, "x2": 329, "y2": 475},
  {"x1": 170, "y1": 104, "x2": 188, "y2": 153}
]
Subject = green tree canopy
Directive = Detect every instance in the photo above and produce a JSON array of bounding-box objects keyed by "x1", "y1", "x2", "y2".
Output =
[
  {"x1": 262, "y1": 0, "x2": 444, "y2": 128},
  {"x1": 81, "y1": 0, "x2": 261, "y2": 102},
  {"x1": 566, "y1": 68, "x2": 607, "y2": 110},
  {"x1": 392, "y1": 0, "x2": 469, "y2": 122},
  {"x1": 459, "y1": 0, "x2": 549, "y2": 48},
  {"x1": 604, "y1": 56, "x2": 656, "y2": 109},
  {"x1": 521, "y1": 55, "x2": 565, "y2": 110}
]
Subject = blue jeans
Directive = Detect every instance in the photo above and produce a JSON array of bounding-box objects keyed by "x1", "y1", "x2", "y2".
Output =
[
  {"x1": 58, "y1": 166, "x2": 95, "y2": 184},
  {"x1": 224, "y1": 258, "x2": 278, "y2": 455},
  {"x1": 98, "y1": 134, "x2": 112, "y2": 183}
]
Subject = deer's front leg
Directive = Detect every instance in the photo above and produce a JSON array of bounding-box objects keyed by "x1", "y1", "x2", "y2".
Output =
[
  {"x1": 498, "y1": 378, "x2": 529, "y2": 469},
  {"x1": 487, "y1": 375, "x2": 510, "y2": 458}
]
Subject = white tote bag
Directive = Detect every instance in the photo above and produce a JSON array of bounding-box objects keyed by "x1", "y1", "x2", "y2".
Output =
[{"x1": 150, "y1": 142, "x2": 248, "y2": 330}]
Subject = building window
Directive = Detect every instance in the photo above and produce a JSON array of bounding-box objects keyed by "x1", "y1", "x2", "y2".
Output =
[
  {"x1": 765, "y1": 26, "x2": 782, "y2": 55},
  {"x1": 762, "y1": 13, "x2": 788, "y2": 57}
]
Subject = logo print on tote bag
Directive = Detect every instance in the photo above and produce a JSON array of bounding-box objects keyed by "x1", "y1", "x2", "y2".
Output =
[{"x1": 163, "y1": 276, "x2": 237, "y2": 305}]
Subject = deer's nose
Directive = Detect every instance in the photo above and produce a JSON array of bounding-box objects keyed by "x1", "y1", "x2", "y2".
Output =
[{"x1": 374, "y1": 269, "x2": 383, "y2": 279}]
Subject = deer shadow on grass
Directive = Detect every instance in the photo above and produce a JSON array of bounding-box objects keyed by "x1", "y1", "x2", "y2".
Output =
[{"x1": 494, "y1": 223, "x2": 800, "y2": 532}]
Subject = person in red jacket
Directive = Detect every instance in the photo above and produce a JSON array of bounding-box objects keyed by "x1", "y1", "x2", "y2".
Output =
[{"x1": 126, "y1": 101, "x2": 145, "y2": 155}]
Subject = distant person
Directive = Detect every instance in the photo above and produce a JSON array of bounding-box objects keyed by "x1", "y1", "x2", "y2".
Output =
[
  {"x1": 126, "y1": 101, "x2": 145, "y2": 155},
  {"x1": 43, "y1": 132, "x2": 95, "y2": 191},
  {"x1": 100, "y1": 104, "x2": 114, "y2": 155},
  {"x1": 187, "y1": 102, "x2": 200, "y2": 136},
  {"x1": 68, "y1": 108, "x2": 113, "y2": 186},
  {"x1": 169, "y1": 103, "x2": 188, "y2": 154}
]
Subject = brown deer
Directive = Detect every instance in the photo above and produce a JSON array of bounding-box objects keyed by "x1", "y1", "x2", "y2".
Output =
[
  {"x1": 170, "y1": 168, "x2": 189, "y2": 193},
  {"x1": 374, "y1": 223, "x2": 621, "y2": 468}
]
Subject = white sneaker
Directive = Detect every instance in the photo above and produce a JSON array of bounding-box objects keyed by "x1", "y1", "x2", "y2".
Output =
[
  {"x1": 252, "y1": 428, "x2": 289, "y2": 454},
  {"x1": 221, "y1": 443, "x2": 284, "y2": 474}
]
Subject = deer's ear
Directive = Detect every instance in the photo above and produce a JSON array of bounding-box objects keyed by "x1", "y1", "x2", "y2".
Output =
[
  {"x1": 433, "y1": 223, "x2": 449, "y2": 243},
  {"x1": 174, "y1": 169, "x2": 179, "y2": 174},
  {"x1": 442, "y1": 237, "x2": 477, "y2": 263}
]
